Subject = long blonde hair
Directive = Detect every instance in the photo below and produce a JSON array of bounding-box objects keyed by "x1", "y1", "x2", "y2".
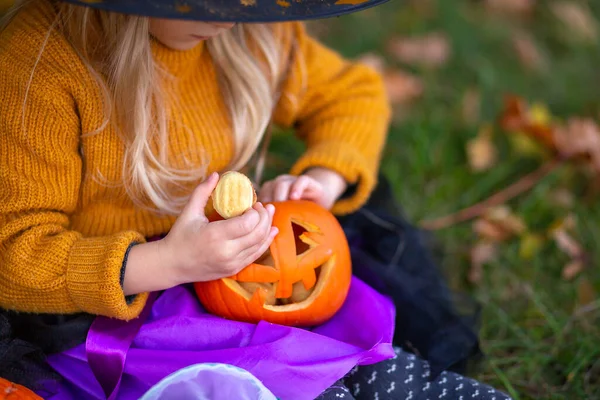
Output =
[{"x1": 1, "y1": 0, "x2": 294, "y2": 215}]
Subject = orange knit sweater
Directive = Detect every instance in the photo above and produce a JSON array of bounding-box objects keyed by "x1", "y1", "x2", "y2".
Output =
[{"x1": 0, "y1": 2, "x2": 390, "y2": 320}]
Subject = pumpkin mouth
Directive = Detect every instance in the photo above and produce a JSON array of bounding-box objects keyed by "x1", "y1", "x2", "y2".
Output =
[{"x1": 222, "y1": 220, "x2": 334, "y2": 311}]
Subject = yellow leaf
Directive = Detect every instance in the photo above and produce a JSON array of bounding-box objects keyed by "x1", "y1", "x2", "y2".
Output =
[
  {"x1": 508, "y1": 131, "x2": 551, "y2": 158},
  {"x1": 466, "y1": 125, "x2": 497, "y2": 171},
  {"x1": 528, "y1": 102, "x2": 553, "y2": 126},
  {"x1": 519, "y1": 233, "x2": 545, "y2": 260}
]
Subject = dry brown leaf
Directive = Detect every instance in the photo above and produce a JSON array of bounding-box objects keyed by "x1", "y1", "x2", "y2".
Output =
[
  {"x1": 562, "y1": 260, "x2": 584, "y2": 280},
  {"x1": 499, "y1": 96, "x2": 557, "y2": 150},
  {"x1": 386, "y1": 32, "x2": 450, "y2": 68},
  {"x1": 473, "y1": 219, "x2": 510, "y2": 242},
  {"x1": 549, "y1": 214, "x2": 586, "y2": 281},
  {"x1": 357, "y1": 52, "x2": 386, "y2": 74},
  {"x1": 512, "y1": 31, "x2": 547, "y2": 71},
  {"x1": 577, "y1": 278, "x2": 597, "y2": 306},
  {"x1": 383, "y1": 70, "x2": 424, "y2": 105},
  {"x1": 470, "y1": 242, "x2": 497, "y2": 283},
  {"x1": 551, "y1": 1, "x2": 598, "y2": 43},
  {"x1": 552, "y1": 228, "x2": 582, "y2": 258},
  {"x1": 554, "y1": 117, "x2": 600, "y2": 174},
  {"x1": 549, "y1": 188, "x2": 575, "y2": 208},
  {"x1": 357, "y1": 53, "x2": 423, "y2": 105},
  {"x1": 484, "y1": 205, "x2": 527, "y2": 233},
  {"x1": 484, "y1": 0, "x2": 536, "y2": 16},
  {"x1": 462, "y1": 89, "x2": 481, "y2": 126},
  {"x1": 466, "y1": 125, "x2": 497, "y2": 171},
  {"x1": 473, "y1": 206, "x2": 526, "y2": 242}
]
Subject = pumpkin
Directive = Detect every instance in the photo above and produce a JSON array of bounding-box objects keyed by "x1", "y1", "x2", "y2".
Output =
[
  {"x1": 0, "y1": 378, "x2": 42, "y2": 400},
  {"x1": 194, "y1": 200, "x2": 352, "y2": 327}
]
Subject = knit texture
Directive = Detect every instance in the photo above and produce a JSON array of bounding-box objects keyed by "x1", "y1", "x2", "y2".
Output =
[{"x1": 0, "y1": 1, "x2": 390, "y2": 319}]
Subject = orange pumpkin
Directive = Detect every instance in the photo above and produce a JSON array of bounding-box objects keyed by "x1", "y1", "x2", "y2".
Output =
[
  {"x1": 0, "y1": 378, "x2": 42, "y2": 400},
  {"x1": 194, "y1": 200, "x2": 352, "y2": 327}
]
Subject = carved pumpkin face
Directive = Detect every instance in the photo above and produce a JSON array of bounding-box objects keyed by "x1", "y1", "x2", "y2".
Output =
[
  {"x1": 0, "y1": 378, "x2": 42, "y2": 400},
  {"x1": 194, "y1": 200, "x2": 352, "y2": 327}
]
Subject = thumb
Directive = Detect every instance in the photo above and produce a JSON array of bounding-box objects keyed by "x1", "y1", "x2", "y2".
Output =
[{"x1": 182, "y1": 172, "x2": 219, "y2": 218}]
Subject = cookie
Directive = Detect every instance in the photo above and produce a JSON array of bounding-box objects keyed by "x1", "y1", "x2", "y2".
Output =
[{"x1": 211, "y1": 171, "x2": 257, "y2": 219}]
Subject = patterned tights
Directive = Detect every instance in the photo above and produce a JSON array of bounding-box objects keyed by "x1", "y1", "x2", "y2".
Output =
[{"x1": 317, "y1": 347, "x2": 512, "y2": 400}]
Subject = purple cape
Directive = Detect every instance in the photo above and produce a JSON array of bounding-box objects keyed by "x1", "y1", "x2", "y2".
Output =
[{"x1": 44, "y1": 277, "x2": 395, "y2": 400}]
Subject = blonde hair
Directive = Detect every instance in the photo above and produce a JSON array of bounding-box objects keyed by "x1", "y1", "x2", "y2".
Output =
[{"x1": 1, "y1": 0, "x2": 294, "y2": 215}]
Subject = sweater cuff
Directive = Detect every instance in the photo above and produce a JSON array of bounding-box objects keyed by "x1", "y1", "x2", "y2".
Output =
[
  {"x1": 290, "y1": 141, "x2": 378, "y2": 215},
  {"x1": 67, "y1": 231, "x2": 148, "y2": 320}
]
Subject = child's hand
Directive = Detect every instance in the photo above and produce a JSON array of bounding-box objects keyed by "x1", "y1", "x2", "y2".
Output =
[
  {"x1": 161, "y1": 173, "x2": 278, "y2": 285},
  {"x1": 258, "y1": 167, "x2": 347, "y2": 210}
]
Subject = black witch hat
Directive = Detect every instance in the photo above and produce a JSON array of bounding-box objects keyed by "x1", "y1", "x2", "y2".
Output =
[{"x1": 60, "y1": 0, "x2": 390, "y2": 22}]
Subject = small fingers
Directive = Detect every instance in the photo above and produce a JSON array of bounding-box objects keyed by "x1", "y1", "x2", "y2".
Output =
[
  {"x1": 289, "y1": 175, "x2": 323, "y2": 200},
  {"x1": 234, "y1": 203, "x2": 275, "y2": 250},
  {"x1": 258, "y1": 181, "x2": 274, "y2": 203},
  {"x1": 273, "y1": 177, "x2": 293, "y2": 202},
  {"x1": 213, "y1": 206, "x2": 261, "y2": 238},
  {"x1": 240, "y1": 226, "x2": 279, "y2": 266}
]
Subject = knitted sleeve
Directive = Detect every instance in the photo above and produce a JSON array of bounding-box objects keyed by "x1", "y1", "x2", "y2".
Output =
[
  {"x1": 273, "y1": 22, "x2": 392, "y2": 215},
  {"x1": 0, "y1": 6, "x2": 147, "y2": 320}
]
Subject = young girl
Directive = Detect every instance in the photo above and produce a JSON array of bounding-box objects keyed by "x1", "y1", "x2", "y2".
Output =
[{"x1": 0, "y1": 0, "x2": 512, "y2": 398}]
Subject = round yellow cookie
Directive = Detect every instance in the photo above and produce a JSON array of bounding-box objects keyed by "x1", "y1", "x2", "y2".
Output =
[{"x1": 211, "y1": 171, "x2": 257, "y2": 219}]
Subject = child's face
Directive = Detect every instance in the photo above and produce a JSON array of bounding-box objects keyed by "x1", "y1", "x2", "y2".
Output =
[{"x1": 149, "y1": 19, "x2": 236, "y2": 50}]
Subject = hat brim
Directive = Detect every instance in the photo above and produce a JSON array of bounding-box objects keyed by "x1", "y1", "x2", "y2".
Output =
[{"x1": 59, "y1": 0, "x2": 390, "y2": 23}]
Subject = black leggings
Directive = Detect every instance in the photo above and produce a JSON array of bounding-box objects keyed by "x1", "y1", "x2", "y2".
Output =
[{"x1": 317, "y1": 347, "x2": 512, "y2": 400}]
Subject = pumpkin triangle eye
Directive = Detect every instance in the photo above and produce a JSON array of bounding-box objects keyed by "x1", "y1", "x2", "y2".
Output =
[{"x1": 291, "y1": 222, "x2": 311, "y2": 255}]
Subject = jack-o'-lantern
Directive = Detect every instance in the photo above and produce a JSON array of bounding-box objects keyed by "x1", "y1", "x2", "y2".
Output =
[
  {"x1": 194, "y1": 200, "x2": 352, "y2": 327},
  {"x1": 0, "y1": 378, "x2": 42, "y2": 400}
]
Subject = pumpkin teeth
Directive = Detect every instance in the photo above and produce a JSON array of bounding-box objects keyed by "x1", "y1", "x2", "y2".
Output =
[{"x1": 211, "y1": 171, "x2": 256, "y2": 219}]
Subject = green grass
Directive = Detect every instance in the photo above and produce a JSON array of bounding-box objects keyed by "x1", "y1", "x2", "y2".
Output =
[{"x1": 268, "y1": 1, "x2": 600, "y2": 398}]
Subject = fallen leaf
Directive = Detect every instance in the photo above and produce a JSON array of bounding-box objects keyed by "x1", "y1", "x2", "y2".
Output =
[
  {"x1": 386, "y1": 32, "x2": 451, "y2": 68},
  {"x1": 484, "y1": 205, "x2": 527, "y2": 234},
  {"x1": 466, "y1": 125, "x2": 497, "y2": 171},
  {"x1": 473, "y1": 205, "x2": 527, "y2": 242},
  {"x1": 357, "y1": 52, "x2": 386, "y2": 74},
  {"x1": 550, "y1": 1, "x2": 598, "y2": 43},
  {"x1": 499, "y1": 96, "x2": 557, "y2": 150},
  {"x1": 484, "y1": 0, "x2": 537, "y2": 16},
  {"x1": 519, "y1": 233, "x2": 545, "y2": 260},
  {"x1": 551, "y1": 226, "x2": 582, "y2": 258},
  {"x1": 577, "y1": 278, "x2": 597, "y2": 306},
  {"x1": 357, "y1": 53, "x2": 424, "y2": 105},
  {"x1": 512, "y1": 31, "x2": 547, "y2": 72},
  {"x1": 461, "y1": 89, "x2": 481, "y2": 126},
  {"x1": 473, "y1": 218, "x2": 509, "y2": 242},
  {"x1": 549, "y1": 188, "x2": 575, "y2": 208},
  {"x1": 563, "y1": 260, "x2": 584, "y2": 280},
  {"x1": 554, "y1": 117, "x2": 600, "y2": 174},
  {"x1": 470, "y1": 242, "x2": 498, "y2": 283},
  {"x1": 508, "y1": 131, "x2": 551, "y2": 158},
  {"x1": 383, "y1": 70, "x2": 424, "y2": 104},
  {"x1": 549, "y1": 214, "x2": 587, "y2": 280}
]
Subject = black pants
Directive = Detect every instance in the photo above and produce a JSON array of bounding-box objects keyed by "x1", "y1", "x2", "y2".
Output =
[{"x1": 317, "y1": 347, "x2": 512, "y2": 400}]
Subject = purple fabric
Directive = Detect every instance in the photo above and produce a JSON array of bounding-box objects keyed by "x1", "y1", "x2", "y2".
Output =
[
  {"x1": 45, "y1": 277, "x2": 395, "y2": 400},
  {"x1": 86, "y1": 292, "x2": 159, "y2": 400}
]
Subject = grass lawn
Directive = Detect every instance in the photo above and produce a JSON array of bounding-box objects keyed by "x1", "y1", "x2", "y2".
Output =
[
  {"x1": 2, "y1": 0, "x2": 598, "y2": 398},
  {"x1": 268, "y1": 1, "x2": 600, "y2": 399}
]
